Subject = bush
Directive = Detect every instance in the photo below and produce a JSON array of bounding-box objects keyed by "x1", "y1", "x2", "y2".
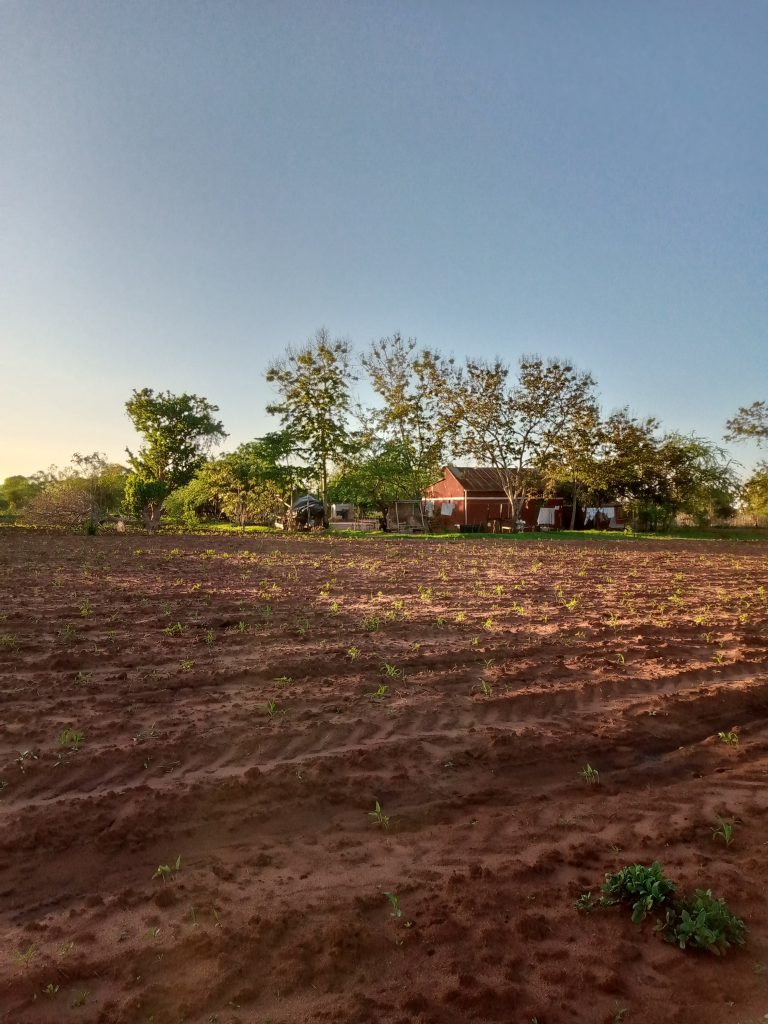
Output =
[
  {"x1": 600, "y1": 862, "x2": 676, "y2": 923},
  {"x1": 661, "y1": 889, "x2": 746, "y2": 955}
]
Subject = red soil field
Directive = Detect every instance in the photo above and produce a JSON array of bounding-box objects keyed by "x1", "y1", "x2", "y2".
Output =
[{"x1": 1, "y1": 531, "x2": 767, "y2": 1024}]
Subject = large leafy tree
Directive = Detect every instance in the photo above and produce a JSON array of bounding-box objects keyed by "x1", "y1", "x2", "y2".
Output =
[
  {"x1": 361, "y1": 335, "x2": 452, "y2": 498},
  {"x1": 725, "y1": 401, "x2": 768, "y2": 446},
  {"x1": 329, "y1": 438, "x2": 420, "y2": 516},
  {"x1": 265, "y1": 329, "x2": 356, "y2": 512},
  {"x1": 742, "y1": 467, "x2": 768, "y2": 522},
  {"x1": 593, "y1": 413, "x2": 737, "y2": 528},
  {"x1": 124, "y1": 389, "x2": 226, "y2": 528},
  {"x1": 165, "y1": 433, "x2": 304, "y2": 528},
  {"x1": 726, "y1": 399, "x2": 768, "y2": 526},
  {"x1": 445, "y1": 355, "x2": 597, "y2": 519},
  {"x1": 197, "y1": 439, "x2": 294, "y2": 531}
]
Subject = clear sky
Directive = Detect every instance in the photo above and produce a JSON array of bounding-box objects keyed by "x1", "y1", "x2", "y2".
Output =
[{"x1": 1, "y1": 0, "x2": 766, "y2": 478}]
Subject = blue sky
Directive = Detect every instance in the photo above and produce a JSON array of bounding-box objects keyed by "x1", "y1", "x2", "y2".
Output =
[{"x1": 1, "y1": 0, "x2": 766, "y2": 477}]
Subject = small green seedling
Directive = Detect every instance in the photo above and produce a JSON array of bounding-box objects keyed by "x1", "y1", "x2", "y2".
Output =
[
  {"x1": 369, "y1": 684, "x2": 389, "y2": 701},
  {"x1": 43, "y1": 983, "x2": 59, "y2": 997},
  {"x1": 72, "y1": 990, "x2": 89, "y2": 1007},
  {"x1": 385, "y1": 891, "x2": 402, "y2": 918},
  {"x1": 575, "y1": 891, "x2": 595, "y2": 914},
  {"x1": 347, "y1": 646, "x2": 361, "y2": 660},
  {"x1": 15, "y1": 944, "x2": 36, "y2": 965},
  {"x1": 718, "y1": 731, "x2": 739, "y2": 745},
  {"x1": 580, "y1": 763, "x2": 599, "y2": 785},
  {"x1": 712, "y1": 815, "x2": 735, "y2": 847},
  {"x1": 368, "y1": 800, "x2": 390, "y2": 828},
  {"x1": 152, "y1": 854, "x2": 182, "y2": 880},
  {"x1": 382, "y1": 663, "x2": 400, "y2": 678},
  {"x1": 58, "y1": 729, "x2": 84, "y2": 751}
]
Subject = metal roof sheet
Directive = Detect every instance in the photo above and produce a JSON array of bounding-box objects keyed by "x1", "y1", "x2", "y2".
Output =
[{"x1": 445, "y1": 465, "x2": 516, "y2": 492}]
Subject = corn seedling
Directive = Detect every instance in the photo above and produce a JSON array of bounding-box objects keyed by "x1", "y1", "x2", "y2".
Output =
[
  {"x1": 75, "y1": 670, "x2": 91, "y2": 684},
  {"x1": 163, "y1": 622, "x2": 186, "y2": 636},
  {"x1": 58, "y1": 729, "x2": 84, "y2": 751},
  {"x1": 43, "y1": 983, "x2": 59, "y2": 997},
  {"x1": 382, "y1": 663, "x2": 400, "y2": 678},
  {"x1": 363, "y1": 615, "x2": 381, "y2": 632},
  {"x1": 369, "y1": 684, "x2": 389, "y2": 701},
  {"x1": 58, "y1": 623, "x2": 77, "y2": 643},
  {"x1": 204, "y1": 630, "x2": 215, "y2": 645},
  {"x1": 385, "y1": 891, "x2": 402, "y2": 918},
  {"x1": 580, "y1": 763, "x2": 599, "y2": 785},
  {"x1": 15, "y1": 944, "x2": 36, "y2": 965},
  {"x1": 72, "y1": 990, "x2": 89, "y2": 1007},
  {"x1": 79, "y1": 599, "x2": 93, "y2": 617},
  {"x1": 179, "y1": 659, "x2": 195, "y2": 671},
  {"x1": 718, "y1": 730, "x2": 739, "y2": 745},
  {"x1": 368, "y1": 800, "x2": 390, "y2": 828},
  {"x1": 711, "y1": 815, "x2": 735, "y2": 846},
  {"x1": 575, "y1": 892, "x2": 595, "y2": 913},
  {"x1": 152, "y1": 855, "x2": 182, "y2": 880},
  {"x1": 347, "y1": 646, "x2": 361, "y2": 660},
  {"x1": 0, "y1": 632, "x2": 18, "y2": 649}
]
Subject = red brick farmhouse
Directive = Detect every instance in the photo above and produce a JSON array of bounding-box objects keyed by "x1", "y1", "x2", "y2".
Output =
[{"x1": 423, "y1": 466, "x2": 565, "y2": 531}]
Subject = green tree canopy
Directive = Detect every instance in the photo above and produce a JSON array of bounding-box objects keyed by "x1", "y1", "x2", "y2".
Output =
[
  {"x1": 725, "y1": 401, "x2": 768, "y2": 446},
  {"x1": 444, "y1": 355, "x2": 598, "y2": 517},
  {"x1": 265, "y1": 329, "x2": 356, "y2": 511},
  {"x1": 124, "y1": 389, "x2": 226, "y2": 527},
  {"x1": 361, "y1": 335, "x2": 452, "y2": 498}
]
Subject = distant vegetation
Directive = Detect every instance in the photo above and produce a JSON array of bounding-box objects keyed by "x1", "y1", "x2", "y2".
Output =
[{"x1": 2, "y1": 330, "x2": 766, "y2": 532}]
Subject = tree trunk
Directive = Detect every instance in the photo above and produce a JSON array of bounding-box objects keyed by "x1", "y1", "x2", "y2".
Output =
[
  {"x1": 143, "y1": 503, "x2": 163, "y2": 532},
  {"x1": 570, "y1": 482, "x2": 578, "y2": 530}
]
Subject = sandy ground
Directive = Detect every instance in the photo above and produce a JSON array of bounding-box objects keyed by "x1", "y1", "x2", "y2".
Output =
[{"x1": 1, "y1": 530, "x2": 767, "y2": 1024}]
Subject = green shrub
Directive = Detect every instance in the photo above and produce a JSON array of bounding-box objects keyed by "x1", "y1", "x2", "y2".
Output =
[
  {"x1": 661, "y1": 890, "x2": 746, "y2": 955},
  {"x1": 601, "y1": 862, "x2": 676, "y2": 923}
]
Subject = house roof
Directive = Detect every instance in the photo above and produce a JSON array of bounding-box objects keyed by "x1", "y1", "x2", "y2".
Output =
[{"x1": 443, "y1": 465, "x2": 513, "y2": 492}]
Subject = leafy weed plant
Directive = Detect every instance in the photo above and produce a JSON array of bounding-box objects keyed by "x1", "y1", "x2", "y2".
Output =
[
  {"x1": 600, "y1": 862, "x2": 676, "y2": 923},
  {"x1": 660, "y1": 890, "x2": 746, "y2": 954}
]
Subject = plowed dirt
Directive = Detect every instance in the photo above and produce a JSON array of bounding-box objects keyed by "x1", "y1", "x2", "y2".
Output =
[{"x1": 1, "y1": 531, "x2": 767, "y2": 1024}]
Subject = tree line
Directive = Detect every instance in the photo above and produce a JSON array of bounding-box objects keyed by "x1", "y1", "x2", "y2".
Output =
[{"x1": 2, "y1": 329, "x2": 767, "y2": 531}]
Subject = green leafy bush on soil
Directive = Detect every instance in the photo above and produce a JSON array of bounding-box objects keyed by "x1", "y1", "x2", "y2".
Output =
[
  {"x1": 660, "y1": 889, "x2": 746, "y2": 955},
  {"x1": 595, "y1": 862, "x2": 746, "y2": 956},
  {"x1": 600, "y1": 862, "x2": 676, "y2": 923}
]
